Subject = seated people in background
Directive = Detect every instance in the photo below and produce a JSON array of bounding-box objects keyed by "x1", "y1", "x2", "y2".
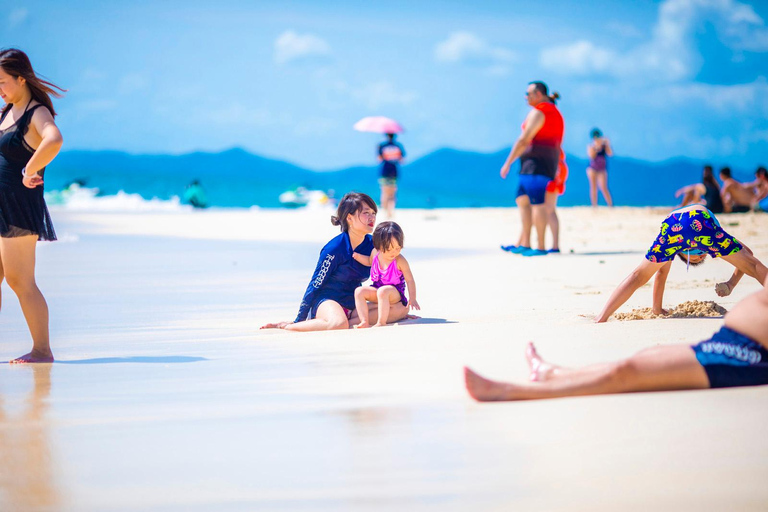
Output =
[
  {"x1": 674, "y1": 164, "x2": 723, "y2": 213},
  {"x1": 749, "y1": 166, "x2": 768, "y2": 209},
  {"x1": 594, "y1": 204, "x2": 767, "y2": 323},
  {"x1": 719, "y1": 167, "x2": 755, "y2": 213}
]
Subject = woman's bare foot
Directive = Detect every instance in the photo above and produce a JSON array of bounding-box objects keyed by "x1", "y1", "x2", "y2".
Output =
[
  {"x1": 355, "y1": 322, "x2": 371, "y2": 329},
  {"x1": 464, "y1": 367, "x2": 515, "y2": 401},
  {"x1": 525, "y1": 342, "x2": 557, "y2": 382},
  {"x1": 10, "y1": 350, "x2": 54, "y2": 364},
  {"x1": 260, "y1": 322, "x2": 290, "y2": 329}
]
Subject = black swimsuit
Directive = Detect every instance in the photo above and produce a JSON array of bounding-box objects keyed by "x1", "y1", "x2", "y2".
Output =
[{"x1": 0, "y1": 103, "x2": 56, "y2": 240}]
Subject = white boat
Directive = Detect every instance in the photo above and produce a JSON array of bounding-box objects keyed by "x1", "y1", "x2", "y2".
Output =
[{"x1": 279, "y1": 187, "x2": 334, "y2": 208}]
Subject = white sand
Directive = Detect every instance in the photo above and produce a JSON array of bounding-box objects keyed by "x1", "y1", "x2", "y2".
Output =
[{"x1": 1, "y1": 206, "x2": 767, "y2": 511}]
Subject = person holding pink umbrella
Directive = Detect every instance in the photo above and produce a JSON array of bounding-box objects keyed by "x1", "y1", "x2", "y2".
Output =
[
  {"x1": 377, "y1": 133, "x2": 406, "y2": 218},
  {"x1": 354, "y1": 116, "x2": 406, "y2": 219}
]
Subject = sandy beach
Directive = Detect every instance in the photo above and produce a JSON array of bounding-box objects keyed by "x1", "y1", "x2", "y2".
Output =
[{"x1": 1, "y1": 205, "x2": 767, "y2": 511}]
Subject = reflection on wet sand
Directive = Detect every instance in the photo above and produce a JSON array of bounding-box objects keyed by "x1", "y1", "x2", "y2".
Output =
[{"x1": 0, "y1": 365, "x2": 62, "y2": 511}]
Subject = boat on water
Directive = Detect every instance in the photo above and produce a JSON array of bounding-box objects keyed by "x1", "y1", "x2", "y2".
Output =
[{"x1": 278, "y1": 187, "x2": 335, "y2": 208}]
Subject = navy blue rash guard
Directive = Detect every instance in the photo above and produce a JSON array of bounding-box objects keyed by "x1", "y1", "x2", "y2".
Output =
[{"x1": 295, "y1": 232, "x2": 374, "y2": 322}]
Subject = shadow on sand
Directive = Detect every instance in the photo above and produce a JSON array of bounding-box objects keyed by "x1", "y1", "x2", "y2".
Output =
[
  {"x1": 54, "y1": 356, "x2": 208, "y2": 365},
  {"x1": 397, "y1": 317, "x2": 456, "y2": 325},
  {"x1": 571, "y1": 250, "x2": 645, "y2": 256}
]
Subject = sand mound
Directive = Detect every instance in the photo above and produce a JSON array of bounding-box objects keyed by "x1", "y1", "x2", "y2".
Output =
[{"x1": 615, "y1": 300, "x2": 727, "y2": 321}]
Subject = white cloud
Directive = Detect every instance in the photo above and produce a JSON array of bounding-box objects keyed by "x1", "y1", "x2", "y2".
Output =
[
  {"x1": 274, "y1": 31, "x2": 331, "y2": 65},
  {"x1": 326, "y1": 79, "x2": 417, "y2": 110},
  {"x1": 434, "y1": 32, "x2": 515, "y2": 74},
  {"x1": 8, "y1": 8, "x2": 28, "y2": 28},
  {"x1": 665, "y1": 76, "x2": 768, "y2": 113},
  {"x1": 540, "y1": 0, "x2": 768, "y2": 81}
]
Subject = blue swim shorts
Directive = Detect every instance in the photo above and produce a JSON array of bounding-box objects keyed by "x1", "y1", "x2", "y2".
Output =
[
  {"x1": 516, "y1": 174, "x2": 551, "y2": 205},
  {"x1": 692, "y1": 326, "x2": 768, "y2": 388}
]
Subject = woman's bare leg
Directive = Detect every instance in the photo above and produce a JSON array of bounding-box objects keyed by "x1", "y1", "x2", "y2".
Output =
[
  {"x1": 545, "y1": 192, "x2": 559, "y2": 251},
  {"x1": 0, "y1": 236, "x2": 53, "y2": 363},
  {"x1": 466, "y1": 344, "x2": 709, "y2": 402},
  {"x1": 283, "y1": 300, "x2": 350, "y2": 331},
  {"x1": 597, "y1": 171, "x2": 613, "y2": 207},
  {"x1": 587, "y1": 168, "x2": 598, "y2": 207},
  {"x1": 531, "y1": 204, "x2": 548, "y2": 251},
  {"x1": 515, "y1": 196, "x2": 532, "y2": 248}
]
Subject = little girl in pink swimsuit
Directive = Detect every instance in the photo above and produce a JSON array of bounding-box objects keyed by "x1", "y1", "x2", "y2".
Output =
[{"x1": 352, "y1": 221, "x2": 420, "y2": 327}]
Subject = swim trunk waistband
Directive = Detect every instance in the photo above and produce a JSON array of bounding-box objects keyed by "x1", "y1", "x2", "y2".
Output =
[{"x1": 692, "y1": 326, "x2": 768, "y2": 388}]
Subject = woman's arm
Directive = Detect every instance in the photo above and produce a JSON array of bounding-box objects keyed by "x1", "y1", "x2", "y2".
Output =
[
  {"x1": 595, "y1": 259, "x2": 663, "y2": 323},
  {"x1": 652, "y1": 261, "x2": 672, "y2": 315},
  {"x1": 603, "y1": 138, "x2": 613, "y2": 157},
  {"x1": 500, "y1": 109, "x2": 544, "y2": 179},
  {"x1": 587, "y1": 144, "x2": 596, "y2": 160},
  {"x1": 22, "y1": 107, "x2": 63, "y2": 188},
  {"x1": 397, "y1": 255, "x2": 420, "y2": 310}
]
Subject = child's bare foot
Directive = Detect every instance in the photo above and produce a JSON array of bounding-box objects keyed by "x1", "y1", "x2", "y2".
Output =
[
  {"x1": 355, "y1": 322, "x2": 371, "y2": 329},
  {"x1": 373, "y1": 322, "x2": 388, "y2": 327},
  {"x1": 464, "y1": 367, "x2": 514, "y2": 401},
  {"x1": 525, "y1": 342, "x2": 556, "y2": 382},
  {"x1": 10, "y1": 350, "x2": 54, "y2": 364}
]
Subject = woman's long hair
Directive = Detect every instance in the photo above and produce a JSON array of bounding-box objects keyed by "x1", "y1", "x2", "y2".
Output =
[
  {"x1": 702, "y1": 165, "x2": 719, "y2": 190},
  {"x1": 0, "y1": 48, "x2": 66, "y2": 117}
]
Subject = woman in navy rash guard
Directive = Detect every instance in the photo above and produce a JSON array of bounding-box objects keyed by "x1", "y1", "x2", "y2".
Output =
[{"x1": 261, "y1": 192, "x2": 409, "y2": 331}]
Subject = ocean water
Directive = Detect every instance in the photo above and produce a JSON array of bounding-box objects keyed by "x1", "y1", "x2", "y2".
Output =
[{"x1": 43, "y1": 148, "x2": 763, "y2": 210}]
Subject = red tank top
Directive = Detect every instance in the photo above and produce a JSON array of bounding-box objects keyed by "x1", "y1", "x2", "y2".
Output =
[{"x1": 531, "y1": 102, "x2": 563, "y2": 147}]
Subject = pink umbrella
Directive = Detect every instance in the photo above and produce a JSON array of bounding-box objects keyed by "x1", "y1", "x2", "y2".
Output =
[{"x1": 353, "y1": 116, "x2": 404, "y2": 134}]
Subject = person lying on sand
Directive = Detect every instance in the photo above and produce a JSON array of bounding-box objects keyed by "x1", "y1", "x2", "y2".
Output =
[
  {"x1": 595, "y1": 204, "x2": 767, "y2": 323},
  {"x1": 465, "y1": 273, "x2": 768, "y2": 401},
  {"x1": 719, "y1": 167, "x2": 757, "y2": 213}
]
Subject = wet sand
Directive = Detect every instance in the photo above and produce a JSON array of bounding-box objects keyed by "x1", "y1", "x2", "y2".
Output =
[{"x1": 1, "y1": 206, "x2": 767, "y2": 511}]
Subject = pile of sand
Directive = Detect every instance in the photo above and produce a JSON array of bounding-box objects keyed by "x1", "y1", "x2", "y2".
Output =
[{"x1": 614, "y1": 300, "x2": 727, "y2": 321}]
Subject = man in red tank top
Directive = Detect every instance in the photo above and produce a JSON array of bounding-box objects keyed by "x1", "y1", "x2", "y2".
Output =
[{"x1": 500, "y1": 81, "x2": 565, "y2": 256}]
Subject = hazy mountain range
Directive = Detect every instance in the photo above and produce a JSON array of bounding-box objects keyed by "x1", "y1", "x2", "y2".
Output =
[{"x1": 45, "y1": 147, "x2": 757, "y2": 208}]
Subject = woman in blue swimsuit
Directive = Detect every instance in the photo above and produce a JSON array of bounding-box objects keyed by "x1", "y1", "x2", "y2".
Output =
[
  {"x1": 261, "y1": 192, "x2": 409, "y2": 331},
  {"x1": 465, "y1": 278, "x2": 768, "y2": 401}
]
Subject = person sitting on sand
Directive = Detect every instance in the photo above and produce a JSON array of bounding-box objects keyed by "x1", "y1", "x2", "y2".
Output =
[
  {"x1": 719, "y1": 167, "x2": 756, "y2": 213},
  {"x1": 594, "y1": 204, "x2": 767, "y2": 323},
  {"x1": 352, "y1": 221, "x2": 420, "y2": 328},
  {"x1": 748, "y1": 166, "x2": 768, "y2": 207},
  {"x1": 464, "y1": 274, "x2": 768, "y2": 401},
  {"x1": 674, "y1": 164, "x2": 724, "y2": 213},
  {"x1": 261, "y1": 192, "x2": 409, "y2": 331}
]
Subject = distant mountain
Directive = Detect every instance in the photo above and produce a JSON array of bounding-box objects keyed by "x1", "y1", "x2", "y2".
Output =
[{"x1": 46, "y1": 147, "x2": 752, "y2": 208}]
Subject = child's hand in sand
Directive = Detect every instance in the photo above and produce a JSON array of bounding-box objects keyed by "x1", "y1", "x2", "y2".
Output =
[
  {"x1": 260, "y1": 321, "x2": 291, "y2": 329},
  {"x1": 409, "y1": 299, "x2": 421, "y2": 311},
  {"x1": 715, "y1": 282, "x2": 732, "y2": 297}
]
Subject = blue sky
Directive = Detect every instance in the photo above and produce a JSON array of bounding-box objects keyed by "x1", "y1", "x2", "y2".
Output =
[{"x1": 4, "y1": 0, "x2": 768, "y2": 169}]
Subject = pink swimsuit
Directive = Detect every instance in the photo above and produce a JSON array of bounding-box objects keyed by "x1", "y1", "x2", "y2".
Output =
[{"x1": 370, "y1": 253, "x2": 408, "y2": 306}]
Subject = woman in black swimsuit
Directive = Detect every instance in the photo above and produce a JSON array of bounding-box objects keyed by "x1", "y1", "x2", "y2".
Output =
[
  {"x1": 0, "y1": 49, "x2": 65, "y2": 363},
  {"x1": 674, "y1": 165, "x2": 724, "y2": 214}
]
